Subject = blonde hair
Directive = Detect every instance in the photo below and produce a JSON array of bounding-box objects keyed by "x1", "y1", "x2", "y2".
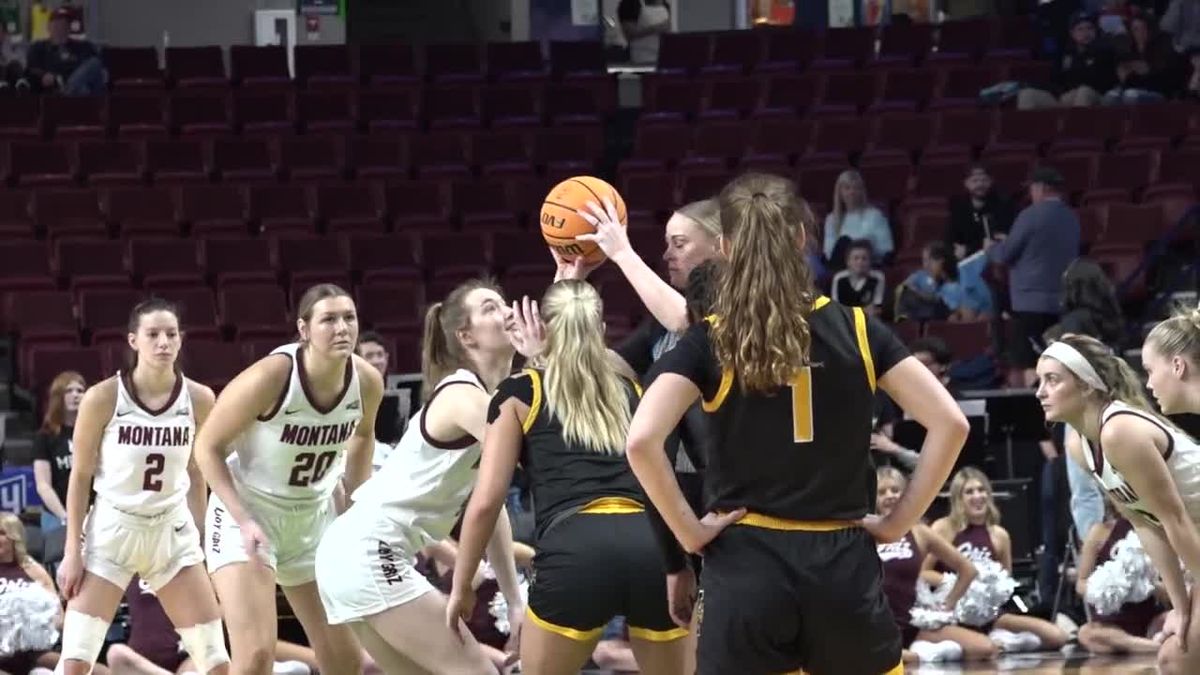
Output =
[
  {"x1": 712, "y1": 173, "x2": 817, "y2": 393},
  {"x1": 0, "y1": 512, "x2": 30, "y2": 565},
  {"x1": 947, "y1": 467, "x2": 1001, "y2": 532},
  {"x1": 420, "y1": 278, "x2": 503, "y2": 402},
  {"x1": 540, "y1": 280, "x2": 631, "y2": 454},
  {"x1": 876, "y1": 466, "x2": 908, "y2": 491},
  {"x1": 674, "y1": 198, "x2": 722, "y2": 239},
  {"x1": 829, "y1": 169, "x2": 869, "y2": 240},
  {"x1": 1052, "y1": 334, "x2": 1175, "y2": 429},
  {"x1": 1146, "y1": 304, "x2": 1200, "y2": 370}
]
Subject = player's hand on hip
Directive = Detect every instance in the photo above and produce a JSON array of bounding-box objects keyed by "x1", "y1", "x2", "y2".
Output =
[
  {"x1": 666, "y1": 567, "x2": 698, "y2": 628},
  {"x1": 860, "y1": 513, "x2": 906, "y2": 544},
  {"x1": 56, "y1": 551, "x2": 84, "y2": 600},
  {"x1": 506, "y1": 296, "x2": 546, "y2": 359},
  {"x1": 444, "y1": 586, "x2": 476, "y2": 640},
  {"x1": 576, "y1": 197, "x2": 631, "y2": 262},
  {"x1": 238, "y1": 519, "x2": 272, "y2": 566},
  {"x1": 685, "y1": 508, "x2": 746, "y2": 555}
]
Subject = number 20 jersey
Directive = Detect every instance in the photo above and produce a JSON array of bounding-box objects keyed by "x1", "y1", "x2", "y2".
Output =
[
  {"x1": 94, "y1": 372, "x2": 195, "y2": 515},
  {"x1": 228, "y1": 343, "x2": 363, "y2": 507}
]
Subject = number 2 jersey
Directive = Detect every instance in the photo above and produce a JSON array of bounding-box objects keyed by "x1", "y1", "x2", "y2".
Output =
[
  {"x1": 228, "y1": 343, "x2": 363, "y2": 508},
  {"x1": 650, "y1": 296, "x2": 909, "y2": 522},
  {"x1": 94, "y1": 372, "x2": 195, "y2": 515}
]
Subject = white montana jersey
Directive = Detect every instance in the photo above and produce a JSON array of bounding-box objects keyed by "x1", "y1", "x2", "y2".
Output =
[
  {"x1": 351, "y1": 369, "x2": 484, "y2": 548},
  {"x1": 229, "y1": 343, "x2": 363, "y2": 506},
  {"x1": 93, "y1": 373, "x2": 195, "y2": 515},
  {"x1": 1080, "y1": 400, "x2": 1200, "y2": 526}
]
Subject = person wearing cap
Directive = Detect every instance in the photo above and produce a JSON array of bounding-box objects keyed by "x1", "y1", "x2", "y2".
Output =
[
  {"x1": 985, "y1": 167, "x2": 1081, "y2": 388},
  {"x1": 1017, "y1": 11, "x2": 1117, "y2": 109},
  {"x1": 24, "y1": 7, "x2": 105, "y2": 96}
]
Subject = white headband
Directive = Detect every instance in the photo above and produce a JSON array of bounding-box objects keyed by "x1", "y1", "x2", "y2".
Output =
[{"x1": 1042, "y1": 342, "x2": 1109, "y2": 392}]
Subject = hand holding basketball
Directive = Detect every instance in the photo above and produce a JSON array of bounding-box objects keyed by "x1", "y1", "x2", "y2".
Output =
[
  {"x1": 576, "y1": 196, "x2": 634, "y2": 264},
  {"x1": 540, "y1": 176, "x2": 627, "y2": 266}
]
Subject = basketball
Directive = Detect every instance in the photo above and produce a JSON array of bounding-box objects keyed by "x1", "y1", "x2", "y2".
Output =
[{"x1": 540, "y1": 176, "x2": 627, "y2": 265}]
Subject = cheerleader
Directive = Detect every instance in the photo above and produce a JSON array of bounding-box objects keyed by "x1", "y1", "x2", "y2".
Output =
[
  {"x1": 925, "y1": 467, "x2": 1069, "y2": 653},
  {"x1": 1038, "y1": 334, "x2": 1200, "y2": 674},
  {"x1": 874, "y1": 468, "x2": 997, "y2": 663},
  {"x1": 194, "y1": 285, "x2": 384, "y2": 675},
  {"x1": 449, "y1": 280, "x2": 689, "y2": 674},
  {"x1": 314, "y1": 279, "x2": 531, "y2": 675},
  {"x1": 56, "y1": 299, "x2": 227, "y2": 675},
  {"x1": 1075, "y1": 505, "x2": 1167, "y2": 654}
]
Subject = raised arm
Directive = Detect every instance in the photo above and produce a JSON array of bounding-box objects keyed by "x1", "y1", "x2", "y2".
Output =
[
  {"x1": 342, "y1": 356, "x2": 385, "y2": 502},
  {"x1": 186, "y1": 381, "x2": 216, "y2": 531}
]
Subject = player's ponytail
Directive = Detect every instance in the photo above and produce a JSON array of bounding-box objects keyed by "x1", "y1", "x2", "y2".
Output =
[
  {"x1": 1145, "y1": 301, "x2": 1200, "y2": 372},
  {"x1": 420, "y1": 278, "x2": 503, "y2": 401},
  {"x1": 712, "y1": 173, "x2": 816, "y2": 393},
  {"x1": 541, "y1": 280, "x2": 631, "y2": 454}
]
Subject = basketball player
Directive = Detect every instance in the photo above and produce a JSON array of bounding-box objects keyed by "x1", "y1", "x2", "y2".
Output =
[
  {"x1": 1037, "y1": 334, "x2": 1200, "y2": 674},
  {"x1": 874, "y1": 468, "x2": 997, "y2": 663},
  {"x1": 925, "y1": 468, "x2": 1069, "y2": 652},
  {"x1": 1143, "y1": 304, "x2": 1200, "y2": 416},
  {"x1": 55, "y1": 299, "x2": 229, "y2": 675},
  {"x1": 315, "y1": 279, "x2": 529, "y2": 675},
  {"x1": 194, "y1": 284, "x2": 384, "y2": 675},
  {"x1": 625, "y1": 173, "x2": 970, "y2": 675},
  {"x1": 449, "y1": 279, "x2": 689, "y2": 674}
]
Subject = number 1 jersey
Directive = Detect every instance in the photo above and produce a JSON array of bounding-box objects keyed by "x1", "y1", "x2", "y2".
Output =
[
  {"x1": 95, "y1": 373, "x2": 195, "y2": 515},
  {"x1": 649, "y1": 297, "x2": 909, "y2": 522},
  {"x1": 228, "y1": 343, "x2": 363, "y2": 507}
]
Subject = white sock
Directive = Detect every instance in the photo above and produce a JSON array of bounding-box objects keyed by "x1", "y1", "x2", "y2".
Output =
[
  {"x1": 273, "y1": 661, "x2": 312, "y2": 675},
  {"x1": 1015, "y1": 630, "x2": 1043, "y2": 651}
]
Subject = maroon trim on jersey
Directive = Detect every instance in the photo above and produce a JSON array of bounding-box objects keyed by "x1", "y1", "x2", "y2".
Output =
[
  {"x1": 122, "y1": 369, "x2": 184, "y2": 417},
  {"x1": 296, "y1": 347, "x2": 354, "y2": 414},
  {"x1": 1096, "y1": 409, "x2": 1176, "y2": 466},
  {"x1": 420, "y1": 380, "x2": 483, "y2": 450},
  {"x1": 257, "y1": 353, "x2": 293, "y2": 422}
]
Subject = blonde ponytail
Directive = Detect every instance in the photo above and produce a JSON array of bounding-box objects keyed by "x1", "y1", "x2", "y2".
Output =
[{"x1": 541, "y1": 280, "x2": 631, "y2": 454}]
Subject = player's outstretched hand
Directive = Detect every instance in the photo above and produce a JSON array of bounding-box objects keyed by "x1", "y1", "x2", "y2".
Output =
[
  {"x1": 506, "y1": 296, "x2": 545, "y2": 359},
  {"x1": 550, "y1": 247, "x2": 602, "y2": 282},
  {"x1": 576, "y1": 197, "x2": 631, "y2": 262},
  {"x1": 666, "y1": 567, "x2": 698, "y2": 628},
  {"x1": 57, "y1": 550, "x2": 84, "y2": 601},
  {"x1": 684, "y1": 508, "x2": 747, "y2": 555},
  {"x1": 444, "y1": 586, "x2": 477, "y2": 642}
]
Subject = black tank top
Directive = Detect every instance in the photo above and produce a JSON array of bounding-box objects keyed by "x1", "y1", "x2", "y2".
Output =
[{"x1": 879, "y1": 531, "x2": 923, "y2": 628}]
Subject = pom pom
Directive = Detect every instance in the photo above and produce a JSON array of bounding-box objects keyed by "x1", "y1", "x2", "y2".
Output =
[
  {"x1": 0, "y1": 582, "x2": 61, "y2": 656},
  {"x1": 486, "y1": 564, "x2": 529, "y2": 636},
  {"x1": 1086, "y1": 530, "x2": 1158, "y2": 616},
  {"x1": 911, "y1": 561, "x2": 1017, "y2": 629}
]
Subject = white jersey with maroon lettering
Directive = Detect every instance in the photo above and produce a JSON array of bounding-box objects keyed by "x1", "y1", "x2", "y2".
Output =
[
  {"x1": 228, "y1": 343, "x2": 363, "y2": 507},
  {"x1": 1079, "y1": 400, "x2": 1200, "y2": 526},
  {"x1": 92, "y1": 372, "x2": 195, "y2": 515},
  {"x1": 350, "y1": 369, "x2": 483, "y2": 549}
]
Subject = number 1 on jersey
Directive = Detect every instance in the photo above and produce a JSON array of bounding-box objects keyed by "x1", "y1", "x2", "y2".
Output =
[{"x1": 789, "y1": 367, "x2": 814, "y2": 444}]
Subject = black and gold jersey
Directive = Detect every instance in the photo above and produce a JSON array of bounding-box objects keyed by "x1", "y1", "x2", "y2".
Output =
[
  {"x1": 651, "y1": 297, "x2": 909, "y2": 522},
  {"x1": 487, "y1": 369, "x2": 644, "y2": 539}
]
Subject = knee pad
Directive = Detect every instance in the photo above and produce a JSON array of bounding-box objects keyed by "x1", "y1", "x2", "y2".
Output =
[
  {"x1": 58, "y1": 609, "x2": 109, "y2": 670},
  {"x1": 177, "y1": 619, "x2": 231, "y2": 674}
]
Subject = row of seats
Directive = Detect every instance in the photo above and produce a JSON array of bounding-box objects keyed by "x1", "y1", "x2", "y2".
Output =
[
  {"x1": 651, "y1": 19, "x2": 1039, "y2": 74},
  {"x1": 0, "y1": 129, "x2": 602, "y2": 190},
  {"x1": 0, "y1": 83, "x2": 616, "y2": 139},
  {"x1": 96, "y1": 42, "x2": 610, "y2": 90}
]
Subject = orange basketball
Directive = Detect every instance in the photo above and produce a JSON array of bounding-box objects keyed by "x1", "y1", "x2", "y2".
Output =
[{"x1": 540, "y1": 176, "x2": 627, "y2": 265}]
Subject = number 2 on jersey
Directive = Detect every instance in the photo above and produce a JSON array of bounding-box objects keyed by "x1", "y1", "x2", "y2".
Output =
[
  {"x1": 789, "y1": 368, "x2": 814, "y2": 443},
  {"x1": 142, "y1": 453, "x2": 166, "y2": 491}
]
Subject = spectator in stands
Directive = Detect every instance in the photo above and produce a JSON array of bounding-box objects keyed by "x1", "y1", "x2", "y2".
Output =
[
  {"x1": 899, "y1": 241, "x2": 982, "y2": 321},
  {"x1": 830, "y1": 239, "x2": 886, "y2": 315},
  {"x1": 0, "y1": 20, "x2": 28, "y2": 90},
  {"x1": 618, "y1": 0, "x2": 671, "y2": 64},
  {"x1": 356, "y1": 331, "x2": 390, "y2": 380},
  {"x1": 1162, "y1": 0, "x2": 1200, "y2": 54},
  {"x1": 1018, "y1": 11, "x2": 1117, "y2": 109},
  {"x1": 871, "y1": 337, "x2": 959, "y2": 472},
  {"x1": 356, "y1": 331, "x2": 403, "y2": 468},
  {"x1": 32, "y1": 371, "x2": 85, "y2": 534},
  {"x1": 24, "y1": 7, "x2": 105, "y2": 96},
  {"x1": 946, "y1": 165, "x2": 1015, "y2": 260},
  {"x1": 823, "y1": 169, "x2": 894, "y2": 266},
  {"x1": 1107, "y1": 12, "x2": 1181, "y2": 102},
  {"x1": 986, "y1": 166, "x2": 1081, "y2": 387}
]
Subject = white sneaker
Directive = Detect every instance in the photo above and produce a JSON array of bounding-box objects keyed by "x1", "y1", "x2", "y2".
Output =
[
  {"x1": 911, "y1": 640, "x2": 964, "y2": 662},
  {"x1": 1013, "y1": 631, "x2": 1042, "y2": 652},
  {"x1": 273, "y1": 661, "x2": 312, "y2": 675},
  {"x1": 988, "y1": 628, "x2": 1023, "y2": 653}
]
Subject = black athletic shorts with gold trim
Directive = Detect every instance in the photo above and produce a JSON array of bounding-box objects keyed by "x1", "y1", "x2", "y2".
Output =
[
  {"x1": 696, "y1": 516, "x2": 903, "y2": 675},
  {"x1": 526, "y1": 497, "x2": 686, "y2": 643}
]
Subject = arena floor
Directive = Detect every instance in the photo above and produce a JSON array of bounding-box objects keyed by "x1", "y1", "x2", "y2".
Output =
[{"x1": 909, "y1": 649, "x2": 1156, "y2": 673}]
